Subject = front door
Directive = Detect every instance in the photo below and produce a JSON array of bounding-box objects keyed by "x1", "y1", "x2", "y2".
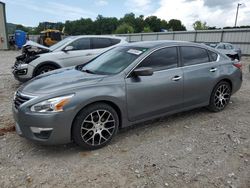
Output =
[
  {"x1": 125, "y1": 47, "x2": 183, "y2": 121},
  {"x1": 58, "y1": 38, "x2": 95, "y2": 67}
]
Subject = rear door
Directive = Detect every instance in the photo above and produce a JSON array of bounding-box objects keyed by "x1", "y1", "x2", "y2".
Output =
[
  {"x1": 126, "y1": 47, "x2": 183, "y2": 121},
  {"x1": 180, "y1": 46, "x2": 219, "y2": 107}
]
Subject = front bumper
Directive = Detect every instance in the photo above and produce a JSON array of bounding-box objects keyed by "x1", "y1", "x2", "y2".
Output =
[
  {"x1": 12, "y1": 105, "x2": 75, "y2": 145},
  {"x1": 12, "y1": 61, "x2": 34, "y2": 82}
]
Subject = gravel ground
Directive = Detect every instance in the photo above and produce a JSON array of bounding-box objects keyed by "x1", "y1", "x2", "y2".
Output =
[{"x1": 0, "y1": 50, "x2": 249, "y2": 188}]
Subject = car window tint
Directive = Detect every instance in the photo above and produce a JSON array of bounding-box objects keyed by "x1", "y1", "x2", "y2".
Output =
[
  {"x1": 181, "y1": 46, "x2": 209, "y2": 66},
  {"x1": 225, "y1": 44, "x2": 233, "y2": 50},
  {"x1": 70, "y1": 38, "x2": 90, "y2": 50},
  {"x1": 208, "y1": 50, "x2": 218, "y2": 61},
  {"x1": 138, "y1": 47, "x2": 178, "y2": 71},
  {"x1": 217, "y1": 44, "x2": 225, "y2": 49},
  {"x1": 92, "y1": 38, "x2": 112, "y2": 49},
  {"x1": 110, "y1": 38, "x2": 121, "y2": 45}
]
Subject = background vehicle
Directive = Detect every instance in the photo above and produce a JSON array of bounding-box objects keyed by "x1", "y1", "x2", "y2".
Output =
[
  {"x1": 38, "y1": 29, "x2": 62, "y2": 47},
  {"x1": 12, "y1": 35, "x2": 127, "y2": 82},
  {"x1": 13, "y1": 41, "x2": 242, "y2": 150},
  {"x1": 205, "y1": 42, "x2": 241, "y2": 60}
]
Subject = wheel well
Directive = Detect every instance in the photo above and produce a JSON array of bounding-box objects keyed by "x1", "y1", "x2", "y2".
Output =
[
  {"x1": 33, "y1": 62, "x2": 61, "y2": 76},
  {"x1": 219, "y1": 79, "x2": 232, "y2": 90},
  {"x1": 71, "y1": 100, "x2": 122, "y2": 140}
]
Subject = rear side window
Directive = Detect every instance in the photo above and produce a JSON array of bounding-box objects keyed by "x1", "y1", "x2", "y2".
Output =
[
  {"x1": 110, "y1": 38, "x2": 121, "y2": 45},
  {"x1": 181, "y1": 46, "x2": 209, "y2": 66},
  {"x1": 208, "y1": 50, "x2": 218, "y2": 61},
  {"x1": 92, "y1": 38, "x2": 112, "y2": 49},
  {"x1": 217, "y1": 44, "x2": 225, "y2": 49},
  {"x1": 70, "y1": 38, "x2": 90, "y2": 50},
  {"x1": 225, "y1": 44, "x2": 233, "y2": 50},
  {"x1": 138, "y1": 47, "x2": 178, "y2": 71}
]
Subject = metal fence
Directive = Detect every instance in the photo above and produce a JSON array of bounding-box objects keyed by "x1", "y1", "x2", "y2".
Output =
[{"x1": 117, "y1": 29, "x2": 250, "y2": 55}]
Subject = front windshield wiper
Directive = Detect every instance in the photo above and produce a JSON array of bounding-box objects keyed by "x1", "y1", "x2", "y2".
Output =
[{"x1": 82, "y1": 68, "x2": 96, "y2": 74}]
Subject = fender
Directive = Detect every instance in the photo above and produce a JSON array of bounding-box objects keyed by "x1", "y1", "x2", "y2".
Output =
[{"x1": 33, "y1": 61, "x2": 61, "y2": 76}]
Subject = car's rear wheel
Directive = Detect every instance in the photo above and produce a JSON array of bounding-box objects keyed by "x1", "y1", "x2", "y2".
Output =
[
  {"x1": 208, "y1": 81, "x2": 232, "y2": 112},
  {"x1": 72, "y1": 103, "x2": 119, "y2": 150},
  {"x1": 35, "y1": 65, "x2": 57, "y2": 76}
]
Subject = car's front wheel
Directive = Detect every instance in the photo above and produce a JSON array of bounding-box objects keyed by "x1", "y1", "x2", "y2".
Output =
[
  {"x1": 72, "y1": 103, "x2": 119, "y2": 150},
  {"x1": 35, "y1": 65, "x2": 57, "y2": 76},
  {"x1": 208, "y1": 81, "x2": 232, "y2": 112}
]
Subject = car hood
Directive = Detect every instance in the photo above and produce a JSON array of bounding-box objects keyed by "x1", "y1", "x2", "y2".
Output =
[
  {"x1": 23, "y1": 40, "x2": 51, "y2": 51},
  {"x1": 18, "y1": 67, "x2": 106, "y2": 95}
]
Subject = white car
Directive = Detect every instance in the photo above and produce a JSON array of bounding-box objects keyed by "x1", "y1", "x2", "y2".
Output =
[
  {"x1": 205, "y1": 42, "x2": 241, "y2": 60},
  {"x1": 12, "y1": 35, "x2": 127, "y2": 82}
]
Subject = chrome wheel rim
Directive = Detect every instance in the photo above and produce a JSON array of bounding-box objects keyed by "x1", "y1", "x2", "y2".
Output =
[
  {"x1": 81, "y1": 110, "x2": 116, "y2": 146},
  {"x1": 214, "y1": 84, "x2": 231, "y2": 110}
]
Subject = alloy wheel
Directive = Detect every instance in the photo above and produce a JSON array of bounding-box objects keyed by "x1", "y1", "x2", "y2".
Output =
[
  {"x1": 80, "y1": 110, "x2": 116, "y2": 146},
  {"x1": 214, "y1": 84, "x2": 231, "y2": 110}
]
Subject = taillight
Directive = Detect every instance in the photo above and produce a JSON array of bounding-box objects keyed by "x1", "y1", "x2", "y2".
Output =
[{"x1": 233, "y1": 62, "x2": 242, "y2": 70}]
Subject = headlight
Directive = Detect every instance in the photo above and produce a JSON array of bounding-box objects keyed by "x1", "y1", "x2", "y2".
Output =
[{"x1": 30, "y1": 94, "x2": 74, "y2": 112}]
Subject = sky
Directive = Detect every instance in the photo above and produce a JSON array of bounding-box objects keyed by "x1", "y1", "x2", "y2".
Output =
[{"x1": 1, "y1": 0, "x2": 250, "y2": 30}]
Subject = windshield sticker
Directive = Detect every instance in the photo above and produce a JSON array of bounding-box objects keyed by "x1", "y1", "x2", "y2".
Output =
[{"x1": 127, "y1": 49, "x2": 143, "y2": 55}]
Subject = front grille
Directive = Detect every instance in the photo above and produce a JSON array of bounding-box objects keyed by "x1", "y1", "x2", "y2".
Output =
[
  {"x1": 14, "y1": 91, "x2": 31, "y2": 109},
  {"x1": 13, "y1": 61, "x2": 22, "y2": 68}
]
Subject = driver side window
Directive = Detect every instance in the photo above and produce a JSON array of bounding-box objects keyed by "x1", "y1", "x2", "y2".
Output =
[
  {"x1": 138, "y1": 47, "x2": 178, "y2": 71},
  {"x1": 69, "y1": 38, "x2": 90, "y2": 50}
]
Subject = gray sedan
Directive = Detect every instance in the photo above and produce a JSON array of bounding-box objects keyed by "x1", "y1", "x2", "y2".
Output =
[{"x1": 13, "y1": 41, "x2": 242, "y2": 150}]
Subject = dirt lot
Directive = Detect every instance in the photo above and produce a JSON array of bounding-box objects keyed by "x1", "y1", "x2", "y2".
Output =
[{"x1": 0, "y1": 50, "x2": 249, "y2": 188}]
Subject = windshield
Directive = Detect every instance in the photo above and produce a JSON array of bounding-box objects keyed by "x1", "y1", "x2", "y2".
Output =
[
  {"x1": 49, "y1": 37, "x2": 75, "y2": 51},
  {"x1": 82, "y1": 46, "x2": 148, "y2": 75}
]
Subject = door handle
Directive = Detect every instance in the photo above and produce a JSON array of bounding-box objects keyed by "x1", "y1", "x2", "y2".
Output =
[
  {"x1": 172, "y1": 76, "x2": 182, "y2": 81},
  {"x1": 210, "y1": 68, "x2": 217, "y2": 72},
  {"x1": 86, "y1": 53, "x2": 93, "y2": 56}
]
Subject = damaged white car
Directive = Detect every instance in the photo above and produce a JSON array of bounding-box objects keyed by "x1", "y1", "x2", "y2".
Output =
[{"x1": 12, "y1": 36, "x2": 127, "y2": 82}]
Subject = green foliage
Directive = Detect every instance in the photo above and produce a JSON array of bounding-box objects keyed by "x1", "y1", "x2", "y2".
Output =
[
  {"x1": 145, "y1": 16, "x2": 162, "y2": 32},
  {"x1": 143, "y1": 26, "x2": 152, "y2": 33},
  {"x1": 95, "y1": 15, "x2": 119, "y2": 34},
  {"x1": 7, "y1": 13, "x2": 188, "y2": 35},
  {"x1": 168, "y1": 19, "x2": 186, "y2": 31},
  {"x1": 193, "y1": 20, "x2": 208, "y2": 30},
  {"x1": 115, "y1": 23, "x2": 134, "y2": 34}
]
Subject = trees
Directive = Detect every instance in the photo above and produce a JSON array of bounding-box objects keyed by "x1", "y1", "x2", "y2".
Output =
[
  {"x1": 193, "y1": 20, "x2": 208, "y2": 30},
  {"x1": 95, "y1": 15, "x2": 119, "y2": 34},
  {"x1": 8, "y1": 13, "x2": 189, "y2": 35},
  {"x1": 168, "y1": 19, "x2": 186, "y2": 31},
  {"x1": 144, "y1": 16, "x2": 162, "y2": 32},
  {"x1": 143, "y1": 26, "x2": 152, "y2": 33},
  {"x1": 114, "y1": 23, "x2": 134, "y2": 34}
]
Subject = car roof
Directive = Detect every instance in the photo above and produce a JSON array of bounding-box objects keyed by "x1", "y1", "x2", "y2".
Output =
[
  {"x1": 69, "y1": 35, "x2": 126, "y2": 40},
  {"x1": 119, "y1": 40, "x2": 208, "y2": 49}
]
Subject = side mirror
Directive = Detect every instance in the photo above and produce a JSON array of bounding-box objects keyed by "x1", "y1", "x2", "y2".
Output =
[
  {"x1": 63, "y1": 46, "x2": 74, "y2": 52},
  {"x1": 133, "y1": 67, "x2": 153, "y2": 76}
]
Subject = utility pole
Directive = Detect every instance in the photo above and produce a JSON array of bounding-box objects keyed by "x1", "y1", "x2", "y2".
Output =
[{"x1": 234, "y1": 3, "x2": 242, "y2": 27}]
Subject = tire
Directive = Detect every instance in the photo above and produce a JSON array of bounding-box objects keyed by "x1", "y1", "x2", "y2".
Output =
[
  {"x1": 35, "y1": 65, "x2": 57, "y2": 76},
  {"x1": 72, "y1": 103, "x2": 119, "y2": 150},
  {"x1": 208, "y1": 81, "x2": 232, "y2": 112}
]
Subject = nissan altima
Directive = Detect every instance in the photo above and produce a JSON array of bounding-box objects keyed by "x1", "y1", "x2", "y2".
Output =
[{"x1": 13, "y1": 40, "x2": 242, "y2": 150}]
